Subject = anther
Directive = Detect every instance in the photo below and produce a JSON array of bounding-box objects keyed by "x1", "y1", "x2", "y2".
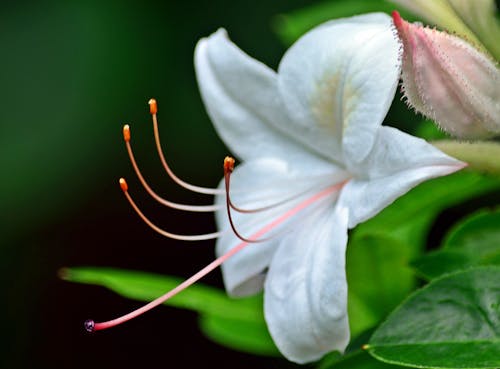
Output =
[
  {"x1": 148, "y1": 98, "x2": 158, "y2": 115},
  {"x1": 224, "y1": 156, "x2": 235, "y2": 174},
  {"x1": 123, "y1": 124, "x2": 131, "y2": 142},
  {"x1": 119, "y1": 178, "x2": 128, "y2": 192}
]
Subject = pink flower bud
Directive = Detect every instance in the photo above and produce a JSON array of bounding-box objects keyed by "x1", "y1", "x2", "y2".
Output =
[{"x1": 392, "y1": 11, "x2": 500, "y2": 139}]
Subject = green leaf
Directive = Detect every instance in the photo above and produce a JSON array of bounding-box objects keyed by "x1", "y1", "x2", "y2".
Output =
[
  {"x1": 273, "y1": 0, "x2": 417, "y2": 46},
  {"x1": 319, "y1": 350, "x2": 407, "y2": 369},
  {"x1": 326, "y1": 333, "x2": 411, "y2": 369},
  {"x1": 347, "y1": 235, "x2": 415, "y2": 336},
  {"x1": 62, "y1": 267, "x2": 261, "y2": 319},
  {"x1": 444, "y1": 207, "x2": 500, "y2": 252},
  {"x1": 198, "y1": 314, "x2": 279, "y2": 356},
  {"x1": 347, "y1": 174, "x2": 500, "y2": 335},
  {"x1": 412, "y1": 208, "x2": 500, "y2": 280},
  {"x1": 368, "y1": 267, "x2": 500, "y2": 368},
  {"x1": 62, "y1": 267, "x2": 279, "y2": 356},
  {"x1": 411, "y1": 249, "x2": 473, "y2": 280}
]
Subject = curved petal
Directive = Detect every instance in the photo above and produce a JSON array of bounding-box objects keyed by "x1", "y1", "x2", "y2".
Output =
[
  {"x1": 277, "y1": 13, "x2": 401, "y2": 163},
  {"x1": 195, "y1": 29, "x2": 325, "y2": 164},
  {"x1": 339, "y1": 126, "x2": 466, "y2": 228},
  {"x1": 264, "y1": 205, "x2": 350, "y2": 363},
  {"x1": 215, "y1": 158, "x2": 343, "y2": 296}
]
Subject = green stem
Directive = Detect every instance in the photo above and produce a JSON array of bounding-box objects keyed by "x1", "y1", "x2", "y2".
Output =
[{"x1": 432, "y1": 140, "x2": 500, "y2": 176}]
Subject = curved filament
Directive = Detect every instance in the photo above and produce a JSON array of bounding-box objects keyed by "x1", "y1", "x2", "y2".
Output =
[
  {"x1": 150, "y1": 99, "x2": 223, "y2": 195},
  {"x1": 224, "y1": 158, "x2": 313, "y2": 214},
  {"x1": 123, "y1": 125, "x2": 220, "y2": 212},
  {"x1": 119, "y1": 178, "x2": 221, "y2": 241}
]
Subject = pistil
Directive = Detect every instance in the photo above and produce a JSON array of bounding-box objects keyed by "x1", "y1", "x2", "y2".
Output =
[{"x1": 86, "y1": 179, "x2": 340, "y2": 332}]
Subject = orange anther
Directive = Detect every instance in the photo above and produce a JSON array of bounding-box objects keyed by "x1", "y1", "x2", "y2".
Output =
[
  {"x1": 224, "y1": 156, "x2": 235, "y2": 174},
  {"x1": 148, "y1": 98, "x2": 158, "y2": 115},
  {"x1": 123, "y1": 124, "x2": 131, "y2": 142},
  {"x1": 119, "y1": 178, "x2": 128, "y2": 192}
]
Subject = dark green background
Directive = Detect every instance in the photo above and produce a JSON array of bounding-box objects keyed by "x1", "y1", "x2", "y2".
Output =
[{"x1": 0, "y1": 1, "x2": 313, "y2": 368}]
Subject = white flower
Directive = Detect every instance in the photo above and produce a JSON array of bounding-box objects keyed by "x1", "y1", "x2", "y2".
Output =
[{"x1": 195, "y1": 13, "x2": 465, "y2": 363}]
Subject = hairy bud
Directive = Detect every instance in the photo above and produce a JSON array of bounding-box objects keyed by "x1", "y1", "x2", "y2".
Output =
[{"x1": 393, "y1": 11, "x2": 500, "y2": 139}]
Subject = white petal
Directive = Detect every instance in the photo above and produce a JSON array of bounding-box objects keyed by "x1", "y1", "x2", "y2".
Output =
[
  {"x1": 264, "y1": 205, "x2": 350, "y2": 363},
  {"x1": 195, "y1": 29, "x2": 324, "y2": 165},
  {"x1": 215, "y1": 158, "x2": 342, "y2": 296},
  {"x1": 277, "y1": 13, "x2": 401, "y2": 163},
  {"x1": 339, "y1": 126, "x2": 466, "y2": 228}
]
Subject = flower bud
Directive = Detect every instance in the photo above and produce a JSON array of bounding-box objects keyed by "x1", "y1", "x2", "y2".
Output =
[{"x1": 392, "y1": 11, "x2": 500, "y2": 139}]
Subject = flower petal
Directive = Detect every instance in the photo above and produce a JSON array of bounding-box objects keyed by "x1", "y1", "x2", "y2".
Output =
[
  {"x1": 195, "y1": 29, "x2": 324, "y2": 164},
  {"x1": 264, "y1": 205, "x2": 350, "y2": 363},
  {"x1": 339, "y1": 126, "x2": 466, "y2": 228},
  {"x1": 277, "y1": 13, "x2": 401, "y2": 163},
  {"x1": 215, "y1": 158, "x2": 343, "y2": 296}
]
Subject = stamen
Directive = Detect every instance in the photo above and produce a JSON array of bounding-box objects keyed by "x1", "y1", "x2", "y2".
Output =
[
  {"x1": 123, "y1": 124, "x2": 220, "y2": 212},
  {"x1": 86, "y1": 182, "x2": 339, "y2": 332},
  {"x1": 119, "y1": 178, "x2": 222, "y2": 241},
  {"x1": 149, "y1": 98, "x2": 224, "y2": 195},
  {"x1": 224, "y1": 157, "x2": 272, "y2": 243}
]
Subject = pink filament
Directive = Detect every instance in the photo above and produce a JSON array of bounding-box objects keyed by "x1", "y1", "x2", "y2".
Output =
[{"x1": 90, "y1": 183, "x2": 342, "y2": 331}]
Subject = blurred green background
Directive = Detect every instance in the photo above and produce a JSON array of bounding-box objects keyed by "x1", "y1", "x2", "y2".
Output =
[{"x1": 1, "y1": 1, "x2": 498, "y2": 369}]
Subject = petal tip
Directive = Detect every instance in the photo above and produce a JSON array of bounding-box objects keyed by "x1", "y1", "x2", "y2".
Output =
[
  {"x1": 391, "y1": 10, "x2": 403, "y2": 30},
  {"x1": 214, "y1": 27, "x2": 228, "y2": 39}
]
